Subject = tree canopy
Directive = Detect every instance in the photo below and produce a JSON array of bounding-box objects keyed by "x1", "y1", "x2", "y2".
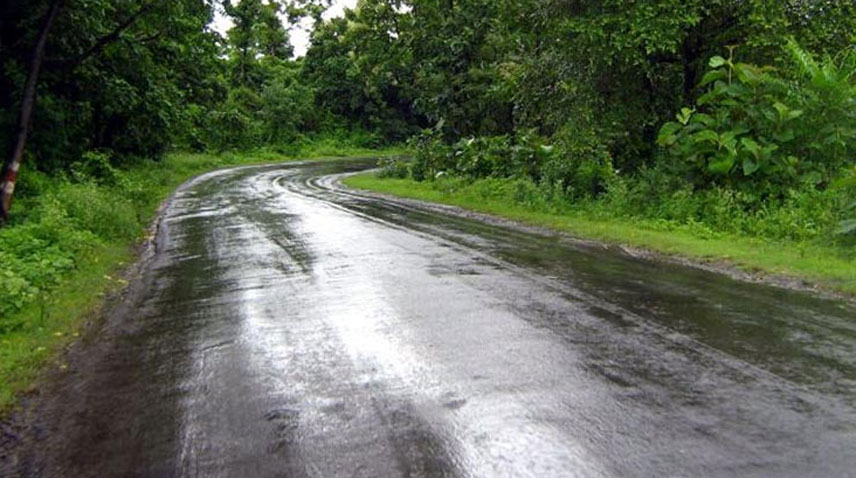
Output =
[{"x1": 1, "y1": 0, "x2": 855, "y2": 222}]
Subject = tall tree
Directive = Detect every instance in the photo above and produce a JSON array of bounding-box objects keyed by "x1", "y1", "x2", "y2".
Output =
[
  {"x1": 0, "y1": 0, "x2": 210, "y2": 221},
  {"x1": 0, "y1": 0, "x2": 64, "y2": 222},
  {"x1": 224, "y1": 0, "x2": 293, "y2": 88}
]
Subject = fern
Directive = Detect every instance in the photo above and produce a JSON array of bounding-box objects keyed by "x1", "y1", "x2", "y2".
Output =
[
  {"x1": 786, "y1": 38, "x2": 820, "y2": 78},
  {"x1": 787, "y1": 38, "x2": 856, "y2": 99}
]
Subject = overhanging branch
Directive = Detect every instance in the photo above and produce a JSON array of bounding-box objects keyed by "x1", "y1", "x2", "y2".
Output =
[{"x1": 46, "y1": 1, "x2": 158, "y2": 72}]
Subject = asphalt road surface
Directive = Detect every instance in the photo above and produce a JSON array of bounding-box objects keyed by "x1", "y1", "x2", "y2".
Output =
[{"x1": 5, "y1": 158, "x2": 856, "y2": 477}]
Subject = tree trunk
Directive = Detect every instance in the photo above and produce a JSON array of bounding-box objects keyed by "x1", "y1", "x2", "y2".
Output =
[
  {"x1": 681, "y1": 31, "x2": 702, "y2": 102},
  {"x1": 0, "y1": 0, "x2": 64, "y2": 223}
]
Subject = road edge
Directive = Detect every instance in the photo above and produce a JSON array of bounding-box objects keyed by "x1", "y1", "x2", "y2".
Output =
[
  {"x1": 335, "y1": 171, "x2": 855, "y2": 305},
  {"x1": 0, "y1": 155, "x2": 392, "y2": 470}
]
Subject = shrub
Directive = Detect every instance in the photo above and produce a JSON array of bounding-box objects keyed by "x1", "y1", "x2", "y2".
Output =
[
  {"x1": 377, "y1": 157, "x2": 411, "y2": 179},
  {"x1": 409, "y1": 128, "x2": 453, "y2": 181},
  {"x1": 408, "y1": 126, "x2": 612, "y2": 202},
  {"x1": 547, "y1": 123, "x2": 616, "y2": 200},
  {"x1": 205, "y1": 87, "x2": 264, "y2": 151},
  {"x1": 0, "y1": 195, "x2": 100, "y2": 323},
  {"x1": 834, "y1": 166, "x2": 856, "y2": 238},
  {"x1": 259, "y1": 77, "x2": 316, "y2": 144},
  {"x1": 658, "y1": 42, "x2": 856, "y2": 195},
  {"x1": 70, "y1": 150, "x2": 120, "y2": 185}
]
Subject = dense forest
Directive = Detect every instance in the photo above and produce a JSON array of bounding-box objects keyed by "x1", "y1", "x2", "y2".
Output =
[{"x1": 1, "y1": 0, "x2": 856, "y2": 321}]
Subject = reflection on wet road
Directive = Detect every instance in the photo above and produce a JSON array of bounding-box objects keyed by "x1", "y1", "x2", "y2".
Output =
[{"x1": 10, "y1": 159, "x2": 856, "y2": 477}]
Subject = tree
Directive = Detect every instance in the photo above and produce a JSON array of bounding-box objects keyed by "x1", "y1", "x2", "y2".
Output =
[
  {"x1": 0, "y1": 0, "x2": 64, "y2": 222},
  {"x1": 0, "y1": 0, "x2": 220, "y2": 222},
  {"x1": 224, "y1": 0, "x2": 293, "y2": 88}
]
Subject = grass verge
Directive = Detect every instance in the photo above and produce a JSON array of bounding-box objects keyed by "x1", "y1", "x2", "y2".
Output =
[
  {"x1": 343, "y1": 173, "x2": 856, "y2": 296},
  {"x1": 0, "y1": 245, "x2": 130, "y2": 410},
  {"x1": 0, "y1": 147, "x2": 404, "y2": 413}
]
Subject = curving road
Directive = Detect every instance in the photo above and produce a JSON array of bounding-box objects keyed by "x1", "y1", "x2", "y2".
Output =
[{"x1": 5, "y1": 158, "x2": 856, "y2": 477}]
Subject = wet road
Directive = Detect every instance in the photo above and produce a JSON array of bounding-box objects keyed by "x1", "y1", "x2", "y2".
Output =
[{"x1": 6, "y1": 158, "x2": 856, "y2": 477}]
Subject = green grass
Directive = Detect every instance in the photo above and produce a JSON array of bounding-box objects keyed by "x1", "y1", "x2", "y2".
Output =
[
  {"x1": 0, "y1": 147, "x2": 404, "y2": 414},
  {"x1": 0, "y1": 244, "x2": 130, "y2": 409},
  {"x1": 344, "y1": 173, "x2": 856, "y2": 295}
]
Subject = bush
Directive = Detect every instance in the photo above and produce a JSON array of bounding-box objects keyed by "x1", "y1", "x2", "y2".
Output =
[
  {"x1": 548, "y1": 123, "x2": 616, "y2": 199},
  {"x1": 205, "y1": 87, "x2": 264, "y2": 151},
  {"x1": 70, "y1": 150, "x2": 120, "y2": 185},
  {"x1": 407, "y1": 127, "x2": 611, "y2": 201},
  {"x1": 409, "y1": 128, "x2": 453, "y2": 181},
  {"x1": 658, "y1": 42, "x2": 856, "y2": 194},
  {"x1": 377, "y1": 157, "x2": 411, "y2": 179},
  {"x1": 832, "y1": 166, "x2": 856, "y2": 238},
  {"x1": 591, "y1": 161, "x2": 847, "y2": 242},
  {"x1": 0, "y1": 195, "x2": 100, "y2": 324},
  {"x1": 259, "y1": 75, "x2": 317, "y2": 144},
  {"x1": 0, "y1": 165, "x2": 154, "y2": 322},
  {"x1": 649, "y1": 42, "x2": 856, "y2": 243}
]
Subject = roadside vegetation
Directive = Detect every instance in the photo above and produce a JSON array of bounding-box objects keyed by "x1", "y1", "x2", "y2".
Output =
[
  {"x1": 344, "y1": 174, "x2": 856, "y2": 294},
  {"x1": 347, "y1": 37, "x2": 856, "y2": 292},
  {"x1": 338, "y1": 1, "x2": 856, "y2": 293},
  {"x1": 1, "y1": 0, "x2": 855, "y2": 410},
  {"x1": 0, "y1": 144, "x2": 403, "y2": 411}
]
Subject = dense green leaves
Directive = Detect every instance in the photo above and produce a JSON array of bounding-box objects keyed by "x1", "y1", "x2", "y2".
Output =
[
  {"x1": 0, "y1": 0, "x2": 221, "y2": 170},
  {"x1": 659, "y1": 43, "x2": 856, "y2": 195},
  {"x1": 2, "y1": 0, "x2": 856, "y2": 240}
]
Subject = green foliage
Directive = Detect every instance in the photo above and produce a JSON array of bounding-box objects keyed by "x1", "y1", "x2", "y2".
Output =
[
  {"x1": 408, "y1": 131, "x2": 529, "y2": 182},
  {"x1": 1, "y1": 0, "x2": 221, "y2": 172},
  {"x1": 224, "y1": 0, "x2": 294, "y2": 88},
  {"x1": 0, "y1": 191, "x2": 100, "y2": 324},
  {"x1": 302, "y1": 0, "x2": 853, "y2": 243},
  {"x1": 400, "y1": 38, "x2": 856, "y2": 247},
  {"x1": 0, "y1": 159, "x2": 164, "y2": 322},
  {"x1": 377, "y1": 157, "x2": 411, "y2": 179},
  {"x1": 408, "y1": 128, "x2": 452, "y2": 181},
  {"x1": 0, "y1": 157, "x2": 190, "y2": 322},
  {"x1": 206, "y1": 87, "x2": 264, "y2": 151},
  {"x1": 594, "y1": 166, "x2": 845, "y2": 243},
  {"x1": 258, "y1": 62, "x2": 317, "y2": 143},
  {"x1": 70, "y1": 150, "x2": 120, "y2": 185},
  {"x1": 547, "y1": 124, "x2": 616, "y2": 200},
  {"x1": 658, "y1": 43, "x2": 856, "y2": 198},
  {"x1": 407, "y1": 126, "x2": 614, "y2": 201},
  {"x1": 658, "y1": 50, "x2": 801, "y2": 187},
  {"x1": 834, "y1": 167, "x2": 856, "y2": 237}
]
